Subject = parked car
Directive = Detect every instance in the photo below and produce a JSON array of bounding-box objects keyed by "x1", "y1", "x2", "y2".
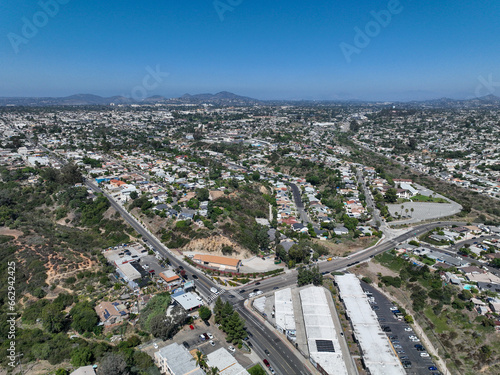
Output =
[
  {"x1": 207, "y1": 333, "x2": 213, "y2": 339},
  {"x1": 263, "y1": 359, "x2": 270, "y2": 367},
  {"x1": 420, "y1": 352, "x2": 430, "y2": 357},
  {"x1": 429, "y1": 366, "x2": 438, "y2": 371},
  {"x1": 209, "y1": 340, "x2": 215, "y2": 346},
  {"x1": 183, "y1": 341, "x2": 190, "y2": 349},
  {"x1": 228, "y1": 345, "x2": 235, "y2": 353}
]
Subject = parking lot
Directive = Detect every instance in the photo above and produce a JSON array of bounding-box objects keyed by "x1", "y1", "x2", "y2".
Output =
[
  {"x1": 142, "y1": 316, "x2": 256, "y2": 369},
  {"x1": 137, "y1": 254, "x2": 166, "y2": 276},
  {"x1": 361, "y1": 282, "x2": 441, "y2": 375}
]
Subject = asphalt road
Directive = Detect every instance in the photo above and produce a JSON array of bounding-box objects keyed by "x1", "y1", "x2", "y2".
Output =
[
  {"x1": 288, "y1": 182, "x2": 311, "y2": 225},
  {"x1": 85, "y1": 181, "x2": 311, "y2": 375}
]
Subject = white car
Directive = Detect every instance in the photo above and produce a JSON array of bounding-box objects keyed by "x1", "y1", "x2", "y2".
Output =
[
  {"x1": 404, "y1": 327, "x2": 412, "y2": 332},
  {"x1": 248, "y1": 292, "x2": 256, "y2": 298},
  {"x1": 420, "y1": 352, "x2": 430, "y2": 357},
  {"x1": 210, "y1": 287, "x2": 218, "y2": 293},
  {"x1": 390, "y1": 307, "x2": 398, "y2": 311},
  {"x1": 153, "y1": 343, "x2": 158, "y2": 349},
  {"x1": 256, "y1": 291, "x2": 263, "y2": 295},
  {"x1": 209, "y1": 340, "x2": 215, "y2": 346},
  {"x1": 207, "y1": 333, "x2": 214, "y2": 339},
  {"x1": 228, "y1": 345, "x2": 235, "y2": 353}
]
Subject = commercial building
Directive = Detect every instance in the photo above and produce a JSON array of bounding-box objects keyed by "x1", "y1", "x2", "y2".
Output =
[
  {"x1": 335, "y1": 274, "x2": 406, "y2": 375},
  {"x1": 192, "y1": 254, "x2": 241, "y2": 272},
  {"x1": 172, "y1": 290, "x2": 203, "y2": 311},
  {"x1": 299, "y1": 286, "x2": 348, "y2": 375},
  {"x1": 206, "y1": 348, "x2": 248, "y2": 375},
  {"x1": 159, "y1": 270, "x2": 181, "y2": 289},
  {"x1": 275, "y1": 288, "x2": 296, "y2": 338},
  {"x1": 154, "y1": 342, "x2": 205, "y2": 375}
]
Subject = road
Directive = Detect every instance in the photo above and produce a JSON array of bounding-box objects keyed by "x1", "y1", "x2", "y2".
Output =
[
  {"x1": 84, "y1": 180, "x2": 311, "y2": 375},
  {"x1": 35, "y1": 144, "x2": 470, "y2": 375},
  {"x1": 288, "y1": 182, "x2": 311, "y2": 225}
]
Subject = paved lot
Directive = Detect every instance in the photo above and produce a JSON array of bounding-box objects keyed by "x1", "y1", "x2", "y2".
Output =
[
  {"x1": 141, "y1": 316, "x2": 257, "y2": 370},
  {"x1": 239, "y1": 256, "x2": 283, "y2": 273},
  {"x1": 138, "y1": 255, "x2": 166, "y2": 275},
  {"x1": 362, "y1": 282, "x2": 440, "y2": 375},
  {"x1": 389, "y1": 184, "x2": 462, "y2": 224}
]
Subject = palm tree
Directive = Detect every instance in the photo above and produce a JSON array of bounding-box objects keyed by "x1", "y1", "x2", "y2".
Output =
[
  {"x1": 405, "y1": 208, "x2": 409, "y2": 217},
  {"x1": 194, "y1": 351, "x2": 207, "y2": 370},
  {"x1": 410, "y1": 207, "x2": 414, "y2": 217},
  {"x1": 207, "y1": 367, "x2": 220, "y2": 375},
  {"x1": 400, "y1": 204, "x2": 404, "y2": 217}
]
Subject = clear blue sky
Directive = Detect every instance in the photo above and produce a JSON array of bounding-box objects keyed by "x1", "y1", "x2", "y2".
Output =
[{"x1": 1, "y1": 0, "x2": 499, "y2": 100}]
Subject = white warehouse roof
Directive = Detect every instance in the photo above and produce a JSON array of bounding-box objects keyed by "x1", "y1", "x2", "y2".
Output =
[
  {"x1": 335, "y1": 274, "x2": 406, "y2": 375},
  {"x1": 299, "y1": 286, "x2": 348, "y2": 375}
]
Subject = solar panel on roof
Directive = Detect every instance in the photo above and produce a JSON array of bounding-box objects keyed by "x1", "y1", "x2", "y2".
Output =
[
  {"x1": 119, "y1": 311, "x2": 126, "y2": 316},
  {"x1": 316, "y1": 340, "x2": 335, "y2": 353}
]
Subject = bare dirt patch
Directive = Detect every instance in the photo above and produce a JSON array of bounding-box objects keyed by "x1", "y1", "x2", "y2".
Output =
[
  {"x1": 183, "y1": 235, "x2": 253, "y2": 259},
  {"x1": 0, "y1": 227, "x2": 23, "y2": 239},
  {"x1": 315, "y1": 236, "x2": 379, "y2": 256},
  {"x1": 350, "y1": 260, "x2": 399, "y2": 279}
]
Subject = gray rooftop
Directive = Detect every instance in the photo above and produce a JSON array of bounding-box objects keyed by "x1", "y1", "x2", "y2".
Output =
[{"x1": 155, "y1": 343, "x2": 204, "y2": 375}]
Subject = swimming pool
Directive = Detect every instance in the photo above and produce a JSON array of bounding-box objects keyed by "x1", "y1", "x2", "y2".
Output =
[{"x1": 463, "y1": 284, "x2": 474, "y2": 290}]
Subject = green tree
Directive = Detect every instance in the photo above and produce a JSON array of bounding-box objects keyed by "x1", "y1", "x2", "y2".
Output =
[
  {"x1": 97, "y1": 353, "x2": 129, "y2": 375},
  {"x1": 384, "y1": 188, "x2": 398, "y2": 203},
  {"x1": 214, "y1": 297, "x2": 224, "y2": 324},
  {"x1": 71, "y1": 347, "x2": 93, "y2": 367},
  {"x1": 196, "y1": 188, "x2": 210, "y2": 201},
  {"x1": 199, "y1": 306, "x2": 212, "y2": 321},
  {"x1": 195, "y1": 350, "x2": 207, "y2": 369},
  {"x1": 70, "y1": 302, "x2": 99, "y2": 333},
  {"x1": 42, "y1": 303, "x2": 65, "y2": 333}
]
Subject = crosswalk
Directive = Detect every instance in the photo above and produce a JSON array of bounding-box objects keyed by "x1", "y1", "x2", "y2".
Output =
[{"x1": 207, "y1": 288, "x2": 225, "y2": 303}]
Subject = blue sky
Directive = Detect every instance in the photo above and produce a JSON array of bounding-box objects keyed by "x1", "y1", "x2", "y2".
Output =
[{"x1": 1, "y1": 0, "x2": 499, "y2": 100}]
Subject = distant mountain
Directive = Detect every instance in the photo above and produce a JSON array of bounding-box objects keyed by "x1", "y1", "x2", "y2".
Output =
[
  {"x1": 403, "y1": 94, "x2": 500, "y2": 108},
  {"x1": 0, "y1": 94, "x2": 133, "y2": 106},
  {"x1": 175, "y1": 91, "x2": 261, "y2": 104},
  {"x1": 0, "y1": 91, "x2": 261, "y2": 106},
  {"x1": 0, "y1": 92, "x2": 499, "y2": 107}
]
